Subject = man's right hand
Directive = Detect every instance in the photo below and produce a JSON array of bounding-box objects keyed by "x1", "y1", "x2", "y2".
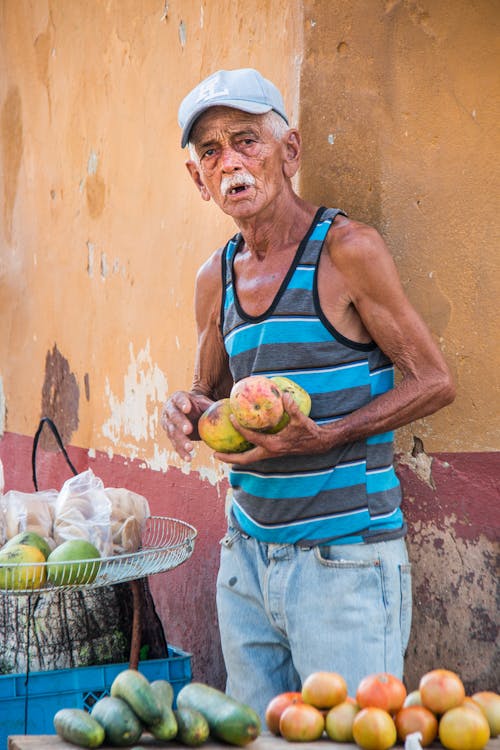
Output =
[{"x1": 161, "y1": 391, "x2": 213, "y2": 461}]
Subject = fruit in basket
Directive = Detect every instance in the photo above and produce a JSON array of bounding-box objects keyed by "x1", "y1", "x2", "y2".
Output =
[
  {"x1": 325, "y1": 698, "x2": 360, "y2": 741},
  {"x1": 419, "y1": 668, "x2": 465, "y2": 714},
  {"x1": 54, "y1": 707, "x2": 105, "y2": 748},
  {"x1": 229, "y1": 375, "x2": 284, "y2": 430},
  {"x1": 90, "y1": 695, "x2": 143, "y2": 746},
  {"x1": 177, "y1": 681, "x2": 261, "y2": 746},
  {"x1": 471, "y1": 691, "x2": 500, "y2": 736},
  {"x1": 4, "y1": 530, "x2": 52, "y2": 560},
  {"x1": 302, "y1": 671, "x2": 348, "y2": 709},
  {"x1": 394, "y1": 705, "x2": 438, "y2": 746},
  {"x1": 198, "y1": 399, "x2": 253, "y2": 453},
  {"x1": 438, "y1": 704, "x2": 491, "y2": 750},
  {"x1": 110, "y1": 668, "x2": 163, "y2": 726},
  {"x1": 0, "y1": 543, "x2": 46, "y2": 589},
  {"x1": 266, "y1": 376, "x2": 312, "y2": 432},
  {"x1": 47, "y1": 539, "x2": 101, "y2": 585},
  {"x1": 352, "y1": 707, "x2": 397, "y2": 750},
  {"x1": 265, "y1": 691, "x2": 303, "y2": 735},
  {"x1": 356, "y1": 673, "x2": 407, "y2": 714},
  {"x1": 279, "y1": 702, "x2": 325, "y2": 741}
]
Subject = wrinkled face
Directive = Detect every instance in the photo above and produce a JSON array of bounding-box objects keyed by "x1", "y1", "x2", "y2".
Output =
[{"x1": 186, "y1": 106, "x2": 298, "y2": 220}]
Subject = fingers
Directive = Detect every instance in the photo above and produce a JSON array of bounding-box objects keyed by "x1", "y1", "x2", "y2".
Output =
[{"x1": 161, "y1": 392, "x2": 196, "y2": 460}]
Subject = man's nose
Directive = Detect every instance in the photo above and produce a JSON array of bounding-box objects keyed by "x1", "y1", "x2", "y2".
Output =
[{"x1": 220, "y1": 145, "x2": 242, "y2": 171}]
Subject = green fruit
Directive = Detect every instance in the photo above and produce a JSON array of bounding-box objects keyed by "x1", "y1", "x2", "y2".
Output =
[
  {"x1": 175, "y1": 707, "x2": 210, "y2": 746},
  {"x1": 199, "y1": 398, "x2": 253, "y2": 453},
  {"x1": 177, "y1": 682, "x2": 261, "y2": 746},
  {"x1": 91, "y1": 696, "x2": 143, "y2": 747},
  {"x1": 149, "y1": 680, "x2": 178, "y2": 741},
  {"x1": 47, "y1": 539, "x2": 101, "y2": 586},
  {"x1": 4, "y1": 531, "x2": 52, "y2": 560},
  {"x1": 267, "y1": 376, "x2": 312, "y2": 432},
  {"x1": 0, "y1": 544, "x2": 46, "y2": 589},
  {"x1": 54, "y1": 707, "x2": 105, "y2": 748},
  {"x1": 110, "y1": 668, "x2": 163, "y2": 726}
]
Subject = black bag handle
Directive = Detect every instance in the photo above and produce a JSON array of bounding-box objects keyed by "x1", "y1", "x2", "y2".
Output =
[{"x1": 32, "y1": 417, "x2": 78, "y2": 491}]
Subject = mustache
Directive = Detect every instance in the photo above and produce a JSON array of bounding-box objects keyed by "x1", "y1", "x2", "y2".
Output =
[{"x1": 220, "y1": 173, "x2": 256, "y2": 196}]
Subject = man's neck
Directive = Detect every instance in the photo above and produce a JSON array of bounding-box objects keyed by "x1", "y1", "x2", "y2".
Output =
[{"x1": 235, "y1": 193, "x2": 318, "y2": 260}]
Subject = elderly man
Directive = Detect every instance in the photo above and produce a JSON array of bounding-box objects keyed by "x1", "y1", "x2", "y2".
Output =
[{"x1": 162, "y1": 68, "x2": 455, "y2": 720}]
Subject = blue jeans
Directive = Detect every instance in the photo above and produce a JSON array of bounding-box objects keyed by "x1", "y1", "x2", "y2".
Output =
[{"x1": 216, "y1": 528, "x2": 412, "y2": 722}]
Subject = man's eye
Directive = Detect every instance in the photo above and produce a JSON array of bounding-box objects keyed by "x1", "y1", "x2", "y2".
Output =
[{"x1": 201, "y1": 148, "x2": 216, "y2": 159}]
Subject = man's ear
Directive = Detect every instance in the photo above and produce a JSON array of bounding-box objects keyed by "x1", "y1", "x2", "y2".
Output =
[
  {"x1": 186, "y1": 160, "x2": 211, "y2": 202},
  {"x1": 282, "y1": 129, "x2": 301, "y2": 179}
]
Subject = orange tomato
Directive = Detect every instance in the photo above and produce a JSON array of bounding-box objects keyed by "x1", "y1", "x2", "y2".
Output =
[
  {"x1": 325, "y1": 698, "x2": 360, "y2": 742},
  {"x1": 356, "y1": 673, "x2": 407, "y2": 714},
  {"x1": 352, "y1": 707, "x2": 397, "y2": 750},
  {"x1": 265, "y1": 692, "x2": 303, "y2": 735},
  {"x1": 439, "y1": 705, "x2": 490, "y2": 750},
  {"x1": 301, "y1": 671, "x2": 348, "y2": 709},
  {"x1": 471, "y1": 691, "x2": 500, "y2": 737},
  {"x1": 394, "y1": 705, "x2": 438, "y2": 746},
  {"x1": 279, "y1": 702, "x2": 325, "y2": 742},
  {"x1": 419, "y1": 669, "x2": 465, "y2": 715}
]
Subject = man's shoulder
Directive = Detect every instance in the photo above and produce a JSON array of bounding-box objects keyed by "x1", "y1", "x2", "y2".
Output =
[
  {"x1": 327, "y1": 215, "x2": 386, "y2": 262},
  {"x1": 196, "y1": 245, "x2": 225, "y2": 290}
]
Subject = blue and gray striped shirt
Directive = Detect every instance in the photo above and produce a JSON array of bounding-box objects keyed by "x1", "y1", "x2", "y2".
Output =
[{"x1": 221, "y1": 207, "x2": 405, "y2": 545}]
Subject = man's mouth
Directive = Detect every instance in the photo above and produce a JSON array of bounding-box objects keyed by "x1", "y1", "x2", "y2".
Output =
[
  {"x1": 228, "y1": 184, "x2": 249, "y2": 195},
  {"x1": 220, "y1": 174, "x2": 256, "y2": 196}
]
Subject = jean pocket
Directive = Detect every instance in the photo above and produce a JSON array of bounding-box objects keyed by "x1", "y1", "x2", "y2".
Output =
[
  {"x1": 399, "y1": 562, "x2": 412, "y2": 655},
  {"x1": 314, "y1": 545, "x2": 379, "y2": 569}
]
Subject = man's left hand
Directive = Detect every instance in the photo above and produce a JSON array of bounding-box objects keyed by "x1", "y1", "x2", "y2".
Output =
[{"x1": 214, "y1": 393, "x2": 330, "y2": 464}]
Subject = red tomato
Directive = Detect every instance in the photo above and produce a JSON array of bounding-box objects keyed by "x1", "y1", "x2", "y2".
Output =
[
  {"x1": 264, "y1": 692, "x2": 303, "y2": 735},
  {"x1": 356, "y1": 673, "x2": 407, "y2": 714}
]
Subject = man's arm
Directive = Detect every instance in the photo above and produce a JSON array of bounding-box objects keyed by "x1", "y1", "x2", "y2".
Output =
[
  {"x1": 218, "y1": 222, "x2": 455, "y2": 463},
  {"x1": 161, "y1": 249, "x2": 233, "y2": 460}
]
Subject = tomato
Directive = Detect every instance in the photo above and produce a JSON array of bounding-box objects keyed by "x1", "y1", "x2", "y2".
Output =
[
  {"x1": 301, "y1": 671, "x2": 348, "y2": 709},
  {"x1": 471, "y1": 691, "x2": 500, "y2": 737},
  {"x1": 279, "y1": 702, "x2": 325, "y2": 741},
  {"x1": 403, "y1": 689, "x2": 422, "y2": 707},
  {"x1": 394, "y1": 706, "x2": 438, "y2": 746},
  {"x1": 325, "y1": 698, "x2": 360, "y2": 742},
  {"x1": 419, "y1": 669, "x2": 465, "y2": 715},
  {"x1": 439, "y1": 705, "x2": 490, "y2": 750},
  {"x1": 265, "y1": 692, "x2": 303, "y2": 735},
  {"x1": 352, "y1": 707, "x2": 397, "y2": 750},
  {"x1": 356, "y1": 673, "x2": 407, "y2": 714}
]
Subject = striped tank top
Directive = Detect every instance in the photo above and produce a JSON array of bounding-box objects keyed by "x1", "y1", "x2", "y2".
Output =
[{"x1": 221, "y1": 206, "x2": 405, "y2": 545}]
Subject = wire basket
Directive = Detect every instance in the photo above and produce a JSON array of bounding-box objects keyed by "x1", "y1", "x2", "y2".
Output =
[{"x1": 0, "y1": 516, "x2": 197, "y2": 595}]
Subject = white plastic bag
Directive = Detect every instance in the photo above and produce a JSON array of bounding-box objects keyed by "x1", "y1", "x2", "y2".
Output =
[
  {"x1": 54, "y1": 469, "x2": 113, "y2": 556},
  {"x1": 0, "y1": 489, "x2": 58, "y2": 549}
]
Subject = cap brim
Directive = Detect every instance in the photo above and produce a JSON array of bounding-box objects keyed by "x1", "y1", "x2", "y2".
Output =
[{"x1": 180, "y1": 100, "x2": 274, "y2": 148}]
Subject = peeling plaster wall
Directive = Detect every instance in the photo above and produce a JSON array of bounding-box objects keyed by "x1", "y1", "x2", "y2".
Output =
[
  {"x1": 297, "y1": 0, "x2": 499, "y2": 692},
  {"x1": 0, "y1": 0, "x2": 498, "y2": 691}
]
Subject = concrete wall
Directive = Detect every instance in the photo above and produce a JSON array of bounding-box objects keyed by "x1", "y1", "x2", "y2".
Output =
[{"x1": 1, "y1": 0, "x2": 498, "y2": 692}]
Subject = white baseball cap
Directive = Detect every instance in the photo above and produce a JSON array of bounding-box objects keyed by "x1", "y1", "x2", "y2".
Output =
[{"x1": 178, "y1": 68, "x2": 289, "y2": 148}]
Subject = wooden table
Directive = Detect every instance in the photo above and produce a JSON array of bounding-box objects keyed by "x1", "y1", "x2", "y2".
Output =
[{"x1": 8, "y1": 735, "x2": 500, "y2": 750}]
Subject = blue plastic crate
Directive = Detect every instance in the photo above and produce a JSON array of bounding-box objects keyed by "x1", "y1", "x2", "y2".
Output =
[{"x1": 0, "y1": 644, "x2": 191, "y2": 749}]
